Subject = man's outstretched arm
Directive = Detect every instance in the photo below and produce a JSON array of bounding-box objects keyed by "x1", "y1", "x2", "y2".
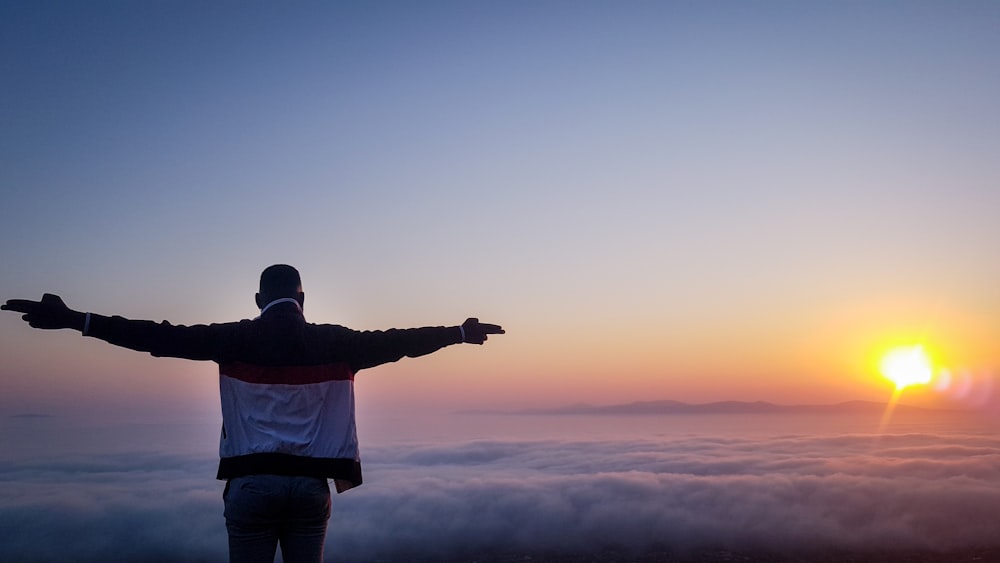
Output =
[
  {"x1": 346, "y1": 317, "x2": 504, "y2": 371},
  {"x1": 3, "y1": 293, "x2": 226, "y2": 360}
]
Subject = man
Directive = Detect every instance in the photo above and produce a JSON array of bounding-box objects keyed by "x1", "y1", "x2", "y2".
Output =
[{"x1": 2, "y1": 264, "x2": 504, "y2": 563}]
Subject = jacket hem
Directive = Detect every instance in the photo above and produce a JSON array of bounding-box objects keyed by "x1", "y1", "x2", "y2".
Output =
[{"x1": 217, "y1": 453, "x2": 363, "y2": 492}]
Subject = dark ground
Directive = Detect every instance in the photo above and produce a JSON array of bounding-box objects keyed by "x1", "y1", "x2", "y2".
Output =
[{"x1": 385, "y1": 547, "x2": 1000, "y2": 563}]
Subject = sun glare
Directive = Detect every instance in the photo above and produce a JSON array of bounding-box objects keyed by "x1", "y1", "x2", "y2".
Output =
[{"x1": 880, "y1": 345, "x2": 934, "y2": 390}]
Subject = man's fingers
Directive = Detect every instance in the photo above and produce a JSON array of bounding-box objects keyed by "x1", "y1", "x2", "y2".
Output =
[
  {"x1": 468, "y1": 320, "x2": 504, "y2": 334},
  {"x1": 3, "y1": 295, "x2": 67, "y2": 313},
  {"x1": 2, "y1": 299, "x2": 40, "y2": 313},
  {"x1": 462, "y1": 319, "x2": 504, "y2": 333},
  {"x1": 479, "y1": 323, "x2": 504, "y2": 334}
]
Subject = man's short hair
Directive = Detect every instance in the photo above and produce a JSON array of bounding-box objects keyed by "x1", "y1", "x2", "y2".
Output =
[{"x1": 259, "y1": 264, "x2": 302, "y2": 297}]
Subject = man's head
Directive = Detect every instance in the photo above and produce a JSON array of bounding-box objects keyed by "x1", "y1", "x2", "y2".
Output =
[{"x1": 256, "y1": 264, "x2": 304, "y2": 310}]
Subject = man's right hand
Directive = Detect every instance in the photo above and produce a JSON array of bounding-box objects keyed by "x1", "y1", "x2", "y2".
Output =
[
  {"x1": 461, "y1": 317, "x2": 504, "y2": 345},
  {"x1": 1, "y1": 293, "x2": 84, "y2": 331}
]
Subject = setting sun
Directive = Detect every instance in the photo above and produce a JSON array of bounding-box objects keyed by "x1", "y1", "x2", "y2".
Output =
[{"x1": 880, "y1": 345, "x2": 934, "y2": 390}]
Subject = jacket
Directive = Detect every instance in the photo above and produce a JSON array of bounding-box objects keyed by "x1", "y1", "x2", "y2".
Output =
[{"x1": 83, "y1": 298, "x2": 463, "y2": 492}]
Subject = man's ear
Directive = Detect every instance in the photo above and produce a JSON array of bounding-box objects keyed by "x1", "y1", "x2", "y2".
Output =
[
  {"x1": 297, "y1": 292, "x2": 305, "y2": 309},
  {"x1": 255, "y1": 292, "x2": 266, "y2": 310}
]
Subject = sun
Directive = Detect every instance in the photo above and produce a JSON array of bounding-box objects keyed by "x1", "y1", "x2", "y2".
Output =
[{"x1": 879, "y1": 345, "x2": 934, "y2": 390}]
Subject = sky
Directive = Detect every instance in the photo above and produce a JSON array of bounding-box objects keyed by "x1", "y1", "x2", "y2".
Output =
[{"x1": 2, "y1": 0, "x2": 999, "y2": 419}]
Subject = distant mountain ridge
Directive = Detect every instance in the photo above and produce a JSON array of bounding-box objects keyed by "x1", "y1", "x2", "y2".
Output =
[{"x1": 460, "y1": 400, "x2": 943, "y2": 416}]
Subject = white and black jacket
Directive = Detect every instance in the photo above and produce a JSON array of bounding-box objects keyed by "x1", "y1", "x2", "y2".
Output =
[{"x1": 83, "y1": 298, "x2": 464, "y2": 492}]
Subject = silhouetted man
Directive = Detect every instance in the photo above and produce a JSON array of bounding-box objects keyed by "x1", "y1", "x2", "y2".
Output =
[{"x1": 2, "y1": 264, "x2": 504, "y2": 563}]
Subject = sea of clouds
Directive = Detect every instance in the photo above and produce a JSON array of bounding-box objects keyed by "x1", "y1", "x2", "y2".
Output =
[{"x1": 2, "y1": 417, "x2": 1000, "y2": 562}]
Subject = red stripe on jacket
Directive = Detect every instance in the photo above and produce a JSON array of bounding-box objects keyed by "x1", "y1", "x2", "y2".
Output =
[{"x1": 220, "y1": 361, "x2": 355, "y2": 385}]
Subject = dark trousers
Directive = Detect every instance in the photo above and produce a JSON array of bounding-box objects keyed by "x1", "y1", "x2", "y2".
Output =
[{"x1": 224, "y1": 475, "x2": 332, "y2": 563}]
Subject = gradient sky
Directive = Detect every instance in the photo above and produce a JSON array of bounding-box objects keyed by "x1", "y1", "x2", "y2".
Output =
[{"x1": 2, "y1": 1, "x2": 998, "y2": 418}]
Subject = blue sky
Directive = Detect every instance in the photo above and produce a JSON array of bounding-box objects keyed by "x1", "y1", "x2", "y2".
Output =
[{"x1": 1, "y1": 1, "x2": 998, "y2": 416}]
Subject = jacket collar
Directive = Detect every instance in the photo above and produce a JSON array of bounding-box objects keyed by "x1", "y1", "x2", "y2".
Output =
[{"x1": 258, "y1": 297, "x2": 303, "y2": 318}]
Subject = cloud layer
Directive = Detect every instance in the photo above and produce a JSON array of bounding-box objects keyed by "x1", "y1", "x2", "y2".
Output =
[
  {"x1": 333, "y1": 431, "x2": 1000, "y2": 560},
  {"x1": 3, "y1": 419, "x2": 1000, "y2": 562}
]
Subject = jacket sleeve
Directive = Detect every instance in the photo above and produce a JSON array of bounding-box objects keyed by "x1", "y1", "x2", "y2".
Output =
[
  {"x1": 83, "y1": 313, "x2": 237, "y2": 361},
  {"x1": 344, "y1": 326, "x2": 464, "y2": 371}
]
